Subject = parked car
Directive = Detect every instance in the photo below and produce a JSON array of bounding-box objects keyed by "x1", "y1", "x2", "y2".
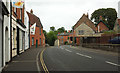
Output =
[{"x1": 109, "y1": 36, "x2": 120, "y2": 44}]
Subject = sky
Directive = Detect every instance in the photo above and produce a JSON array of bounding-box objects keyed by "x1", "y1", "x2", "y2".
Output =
[{"x1": 25, "y1": 0, "x2": 120, "y2": 32}]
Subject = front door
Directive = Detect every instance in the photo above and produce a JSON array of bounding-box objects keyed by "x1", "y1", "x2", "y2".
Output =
[{"x1": 36, "y1": 40, "x2": 38, "y2": 48}]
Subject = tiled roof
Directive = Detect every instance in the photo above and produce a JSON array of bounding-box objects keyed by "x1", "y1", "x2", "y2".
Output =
[
  {"x1": 57, "y1": 33, "x2": 73, "y2": 36},
  {"x1": 26, "y1": 11, "x2": 43, "y2": 28},
  {"x1": 74, "y1": 14, "x2": 97, "y2": 32}
]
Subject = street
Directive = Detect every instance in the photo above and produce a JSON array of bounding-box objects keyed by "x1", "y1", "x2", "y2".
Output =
[{"x1": 42, "y1": 45, "x2": 119, "y2": 72}]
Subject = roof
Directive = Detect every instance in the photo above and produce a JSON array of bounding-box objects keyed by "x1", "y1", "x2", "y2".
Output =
[
  {"x1": 96, "y1": 20, "x2": 109, "y2": 28},
  {"x1": 26, "y1": 11, "x2": 43, "y2": 28},
  {"x1": 73, "y1": 14, "x2": 96, "y2": 32},
  {"x1": 57, "y1": 33, "x2": 73, "y2": 36}
]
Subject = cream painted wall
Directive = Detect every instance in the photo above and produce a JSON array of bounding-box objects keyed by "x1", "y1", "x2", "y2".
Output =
[{"x1": 75, "y1": 22, "x2": 95, "y2": 36}]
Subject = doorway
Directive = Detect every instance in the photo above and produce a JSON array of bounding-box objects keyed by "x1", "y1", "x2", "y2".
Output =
[
  {"x1": 36, "y1": 40, "x2": 38, "y2": 48},
  {"x1": 5, "y1": 27, "x2": 9, "y2": 63}
]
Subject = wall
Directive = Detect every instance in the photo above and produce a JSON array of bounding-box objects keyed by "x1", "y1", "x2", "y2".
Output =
[
  {"x1": 97, "y1": 22, "x2": 109, "y2": 32},
  {"x1": 0, "y1": 5, "x2": 2, "y2": 71},
  {"x1": 30, "y1": 27, "x2": 45, "y2": 47},
  {"x1": 75, "y1": 22, "x2": 95, "y2": 36}
]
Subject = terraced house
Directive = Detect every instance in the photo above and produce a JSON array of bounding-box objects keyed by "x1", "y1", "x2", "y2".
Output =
[
  {"x1": 27, "y1": 10, "x2": 45, "y2": 47},
  {"x1": 0, "y1": 0, "x2": 10, "y2": 72}
]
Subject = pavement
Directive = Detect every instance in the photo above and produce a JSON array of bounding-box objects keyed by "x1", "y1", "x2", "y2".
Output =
[
  {"x1": 43, "y1": 45, "x2": 120, "y2": 72},
  {"x1": 2, "y1": 46, "x2": 44, "y2": 73}
]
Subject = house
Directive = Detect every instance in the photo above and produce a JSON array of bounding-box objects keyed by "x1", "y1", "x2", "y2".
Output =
[
  {"x1": 0, "y1": 0, "x2": 10, "y2": 72},
  {"x1": 57, "y1": 32, "x2": 73, "y2": 45},
  {"x1": 27, "y1": 9, "x2": 45, "y2": 47},
  {"x1": 73, "y1": 14, "x2": 97, "y2": 45},
  {"x1": 24, "y1": 8, "x2": 30, "y2": 50},
  {"x1": 12, "y1": 3, "x2": 26, "y2": 57},
  {"x1": 96, "y1": 16, "x2": 109, "y2": 33},
  {"x1": 114, "y1": 18, "x2": 120, "y2": 33}
]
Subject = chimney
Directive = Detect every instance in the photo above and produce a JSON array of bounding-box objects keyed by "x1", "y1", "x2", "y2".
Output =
[
  {"x1": 86, "y1": 13, "x2": 89, "y2": 18},
  {"x1": 99, "y1": 16, "x2": 103, "y2": 21},
  {"x1": 30, "y1": 9, "x2": 33, "y2": 14}
]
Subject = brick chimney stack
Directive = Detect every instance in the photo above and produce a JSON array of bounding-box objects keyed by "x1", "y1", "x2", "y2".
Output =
[
  {"x1": 99, "y1": 16, "x2": 103, "y2": 21},
  {"x1": 30, "y1": 9, "x2": 33, "y2": 14}
]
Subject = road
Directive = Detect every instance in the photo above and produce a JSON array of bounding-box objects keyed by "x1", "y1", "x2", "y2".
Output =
[{"x1": 42, "y1": 45, "x2": 119, "y2": 72}]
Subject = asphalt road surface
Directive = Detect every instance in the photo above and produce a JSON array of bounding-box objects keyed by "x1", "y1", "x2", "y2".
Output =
[{"x1": 43, "y1": 45, "x2": 119, "y2": 72}]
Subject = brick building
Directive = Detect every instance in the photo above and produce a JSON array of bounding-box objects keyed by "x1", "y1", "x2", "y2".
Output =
[
  {"x1": 57, "y1": 32, "x2": 73, "y2": 45},
  {"x1": 96, "y1": 16, "x2": 109, "y2": 33},
  {"x1": 27, "y1": 10, "x2": 45, "y2": 47}
]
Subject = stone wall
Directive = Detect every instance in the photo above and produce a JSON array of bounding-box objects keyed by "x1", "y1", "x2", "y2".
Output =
[{"x1": 82, "y1": 44, "x2": 120, "y2": 53}]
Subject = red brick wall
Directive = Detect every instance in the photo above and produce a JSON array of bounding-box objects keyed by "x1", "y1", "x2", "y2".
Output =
[
  {"x1": 97, "y1": 22, "x2": 109, "y2": 32},
  {"x1": 30, "y1": 27, "x2": 45, "y2": 47},
  {"x1": 13, "y1": 5, "x2": 25, "y2": 23}
]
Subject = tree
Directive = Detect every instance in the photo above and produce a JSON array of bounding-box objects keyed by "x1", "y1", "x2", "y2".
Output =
[
  {"x1": 57, "y1": 27, "x2": 65, "y2": 33},
  {"x1": 91, "y1": 8, "x2": 117, "y2": 30},
  {"x1": 50, "y1": 26, "x2": 55, "y2": 31},
  {"x1": 47, "y1": 31, "x2": 57, "y2": 46}
]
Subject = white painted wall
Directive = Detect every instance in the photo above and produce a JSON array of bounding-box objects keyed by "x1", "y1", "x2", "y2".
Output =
[
  {"x1": 3, "y1": 0, "x2": 11, "y2": 66},
  {"x1": 0, "y1": 12, "x2": 2, "y2": 72},
  {"x1": 24, "y1": 9, "x2": 29, "y2": 50}
]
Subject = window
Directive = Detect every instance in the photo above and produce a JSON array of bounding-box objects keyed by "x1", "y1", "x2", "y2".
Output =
[
  {"x1": 32, "y1": 37, "x2": 34, "y2": 46},
  {"x1": 20, "y1": 8, "x2": 22, "y2": 20},
  {"x1": 61, "y1": 36, "x2": 63, "y2": 39},
  {"x1": 78, "y1": 30, "x2": 84, "y2": 35},
  {"x1": 40, "y1": 38, "x2": 41, "y2": 45},
  {"x1": 40, "y1": 28, "x2": 41, "y2": 35}
]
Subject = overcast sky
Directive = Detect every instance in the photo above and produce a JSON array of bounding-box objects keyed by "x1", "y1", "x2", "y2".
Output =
[{"x1": 25, "y1": 0, "x2": 120, "y2": 32}]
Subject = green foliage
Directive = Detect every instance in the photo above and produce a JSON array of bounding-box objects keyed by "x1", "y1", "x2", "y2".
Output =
[
  {"x1": 103, "y1": 30, "x2": 117, "y2": 34},
  {"x1": 50, "y1": 26, "x2": 55, "y2": 31},
  {"x1": 47, "y1": 31, "x2": 57, "y2": 46},
  {"x1": 45, "y1": 26, "x2": 67, "y2": 46},
  {"x1": 64, "y1": 41, "x2": 68, "y2": 45},
  {"x1": 57, "y1": 27, "x2": 65, "y2": 33},
  {"x1": 91, "y1": 8, "x2": 117, "y2": 30}
]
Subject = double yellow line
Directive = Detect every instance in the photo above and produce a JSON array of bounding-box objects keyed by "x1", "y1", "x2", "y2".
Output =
[{"x1": 40, "y1": 48, "x2": 49, "y2": 73}]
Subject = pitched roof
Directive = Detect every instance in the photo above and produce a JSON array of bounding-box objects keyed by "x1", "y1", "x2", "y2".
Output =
[
  {"x1": 74, "y1": 14, "x2": 96, "y2": 32},
  {"x1": 26, "y1": 11, "x2": 43, "y2": 28},
  {"x1": 96, "y1": 20, "x2": 109, "y2": 28}
]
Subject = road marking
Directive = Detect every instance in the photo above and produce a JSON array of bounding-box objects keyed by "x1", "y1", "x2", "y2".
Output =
[
  {"x1": 36, "y1": 50, "x2": 41, "y2": 73},
  {"x1": 76, "y1": 53, "x2": 92, "y2": 59},
  {"x1": 40, "y1": 48, "x2": 49, "y2": 73},
  {"x1": 106, "y1": 61, "x2": 120, "y2": 67},
  {"x1": 65, "y1": 49, "x2": 72, "y2": 52}
]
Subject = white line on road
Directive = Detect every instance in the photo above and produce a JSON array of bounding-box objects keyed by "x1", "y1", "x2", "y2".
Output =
[
  {"x1": 106, "y1": 61, "x2": 120, "y2": 67},
  {"x1": 65, "y1": 49, "x2": 72, "y2": 52},
  {"x1": 76, "y1": 53, "x2": 92, "y2": 59}
]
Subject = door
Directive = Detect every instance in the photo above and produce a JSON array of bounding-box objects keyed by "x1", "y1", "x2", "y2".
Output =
[{"x1": 36, "y1": 40, "x2": 38, "y2": 48}]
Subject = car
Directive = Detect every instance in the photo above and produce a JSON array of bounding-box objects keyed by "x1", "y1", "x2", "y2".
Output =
[{"x1": 109, "y1": 36, "x2": 120, "y2": 44}]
